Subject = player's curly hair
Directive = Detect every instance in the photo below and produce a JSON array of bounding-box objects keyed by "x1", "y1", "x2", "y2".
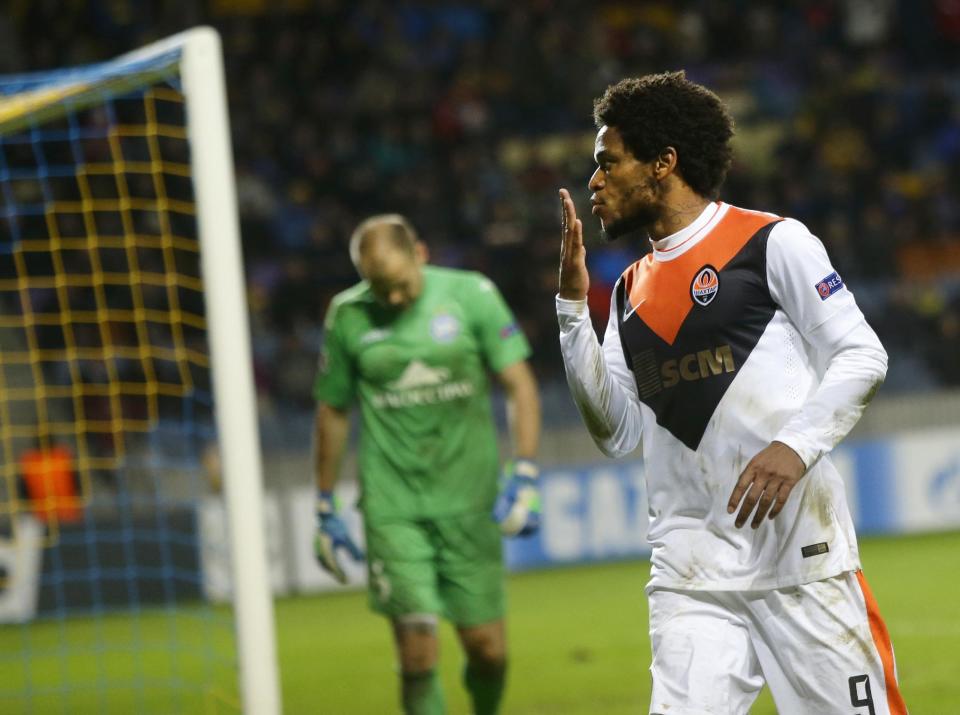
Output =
[{"x1": 593, "y1": 71, "x2": 734, "y2": 199}]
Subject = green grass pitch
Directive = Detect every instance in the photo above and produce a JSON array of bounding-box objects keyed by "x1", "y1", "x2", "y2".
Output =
[
  {"x1": 293, "y1": 531, "x2": 960, "y2": 714},
  {"x1": 2, "y1": 531, "x2": 958, "y2": 713}
]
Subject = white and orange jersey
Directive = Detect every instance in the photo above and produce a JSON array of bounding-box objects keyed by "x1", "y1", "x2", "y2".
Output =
[{"x1": 557, "y1": 202, "x2": 888, "y2": 591}]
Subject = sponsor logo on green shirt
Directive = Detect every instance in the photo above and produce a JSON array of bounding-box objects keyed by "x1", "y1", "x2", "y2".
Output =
[{"x1": 371, "y1": 359, "x2": 475, "y2": 409}]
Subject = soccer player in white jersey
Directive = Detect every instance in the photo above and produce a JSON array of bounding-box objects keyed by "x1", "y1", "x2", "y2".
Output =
[{"x1": 557, "y1": 71, "x2": 908, "y2": 715}]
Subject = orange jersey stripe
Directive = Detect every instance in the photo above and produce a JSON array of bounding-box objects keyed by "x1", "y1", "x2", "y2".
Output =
[
  {"x1": 856, "y1": 570, "x2": 908, "y2": 715},
  {"x1": 622, "y1": 206, "x2": 779, "y2": 345}
]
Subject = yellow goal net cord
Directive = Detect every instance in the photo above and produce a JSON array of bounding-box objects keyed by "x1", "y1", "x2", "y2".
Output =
[{"x1": 0, "y1": 81, "x2": 208, "y2": 546}]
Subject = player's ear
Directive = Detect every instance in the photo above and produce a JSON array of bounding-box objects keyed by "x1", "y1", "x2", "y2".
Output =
[{"x1": 654, "y1": 147, "x2": 678, "y2": 179}]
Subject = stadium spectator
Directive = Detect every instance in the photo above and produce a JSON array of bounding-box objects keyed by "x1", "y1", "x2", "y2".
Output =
[{"x1": 3, "y1": 0, "x2": 959, "y2": 414}]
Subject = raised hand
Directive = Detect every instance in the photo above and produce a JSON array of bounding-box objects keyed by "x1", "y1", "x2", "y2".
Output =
[{"x1": 558, "y1": 188, "x2": 589, "y2": 301}]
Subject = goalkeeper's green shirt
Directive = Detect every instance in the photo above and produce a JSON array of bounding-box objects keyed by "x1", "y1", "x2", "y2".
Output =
[{"x1": 314, "y1": 266, "x2": 531, "y2": 520}]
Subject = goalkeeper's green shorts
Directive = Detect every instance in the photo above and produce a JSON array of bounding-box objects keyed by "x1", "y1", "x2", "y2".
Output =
[{"x1": 363, "y1": 511, "x2": 505, "y2": 627}]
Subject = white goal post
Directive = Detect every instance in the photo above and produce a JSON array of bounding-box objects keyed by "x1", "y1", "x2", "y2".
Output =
[{"x1": 178, "y1": 27, "x2": 282, "y2": 715}]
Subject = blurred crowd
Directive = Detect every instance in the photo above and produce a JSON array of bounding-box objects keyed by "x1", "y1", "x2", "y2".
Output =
[{"x1": 4, "y1": 0, "x2": 960, "y2": 417}]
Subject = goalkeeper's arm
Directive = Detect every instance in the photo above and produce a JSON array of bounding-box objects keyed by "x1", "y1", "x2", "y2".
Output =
[
  {"x1": 312, "y1": 403, "x2": 364, "y2": 583},
  {"x1": 492, "y1": 361, "x2": 542, "y2": 536},
  {"x1": 314, "y1": 402, "x2": 349, "y2": 496}
]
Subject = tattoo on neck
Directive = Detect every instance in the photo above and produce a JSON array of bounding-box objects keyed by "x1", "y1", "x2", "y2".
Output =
[{"x1": 659, "y1": 198, "x2": 710, "y2": 234}]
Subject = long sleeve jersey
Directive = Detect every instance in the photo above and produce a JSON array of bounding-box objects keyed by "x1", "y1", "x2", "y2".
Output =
[{"x1": 558, "y1": 202, "x2": 888, "y2": 591}]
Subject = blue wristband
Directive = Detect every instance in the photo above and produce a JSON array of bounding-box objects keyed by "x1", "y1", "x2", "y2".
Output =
[{"x1": 317, "y1": 490, "x2": 337, "y2": 515}]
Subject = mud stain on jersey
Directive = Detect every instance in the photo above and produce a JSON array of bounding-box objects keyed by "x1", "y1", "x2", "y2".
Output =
[
  {"x1": 819, "y1": 578, "x2": 846, "y2": 609},
  {"x1": 578, "y1": 344, "x2": 613, "y2": 439},
  {"x1": 680, "y1": 553, "x2": 706, "y2": 589},
  {"x1": 828, "y1": 408, "x2": 850, "y2": 445},
  {"x1": 817, "y1": 490, "x2": 832, "y2": 528},
  {"x1": 579, "y1": 403, "x2": 613, "y2": 440},
  {"x1": 801, "y1": 480, "x2": 834, "y2": 529},
  {"x1": 695, "y1": 453, "x2": 720, "y2": 495},
  {"x1": 839, "y1": 626, "x2": 875, "y2": 665},
  {"x1": 861, "y1": 379, "x2": 882, "y2": 406}
]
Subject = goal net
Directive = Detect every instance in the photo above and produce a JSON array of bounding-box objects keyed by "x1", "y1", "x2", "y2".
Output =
[{"x1": 0, "y1": 28, "x2": 279, "y2": 714}]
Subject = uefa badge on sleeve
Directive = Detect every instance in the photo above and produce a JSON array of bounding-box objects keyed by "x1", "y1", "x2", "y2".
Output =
[
  {"x1": 815, "y1": 271, "x2": 844, "y2": 301},
  {"x1": 691, "y1": 265, "x2": 720, "y2": 307}
]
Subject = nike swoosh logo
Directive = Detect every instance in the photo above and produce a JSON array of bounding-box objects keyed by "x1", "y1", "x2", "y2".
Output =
[{"x1": 623, "y1": 299, "x2": 644, "y2": 322}]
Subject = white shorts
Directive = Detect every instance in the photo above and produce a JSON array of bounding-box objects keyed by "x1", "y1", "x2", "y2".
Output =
[{"x1": 648, "y1": 570, "x2": 907, "y2": 715}]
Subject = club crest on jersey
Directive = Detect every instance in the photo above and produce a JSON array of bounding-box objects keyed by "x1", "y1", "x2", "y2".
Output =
[
  {"x1": 690, "y1": 265, "x2": 720, "y2": 307},
  {"x1": 430, "y1": 313, "x2": 460, "y2": 343}
]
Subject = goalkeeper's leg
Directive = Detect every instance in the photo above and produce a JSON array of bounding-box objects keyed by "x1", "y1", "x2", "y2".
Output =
[
  {"x1": 393, "y1": 615, "x2": 446, "y2": 715},
  {"x1": 457, "y1": 620, "x2": 507, "y2": 715}
]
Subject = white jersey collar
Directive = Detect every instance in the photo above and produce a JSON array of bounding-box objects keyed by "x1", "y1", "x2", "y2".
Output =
[{"x1": 650, "y1": 201, "x2": 727, "y2": 261}]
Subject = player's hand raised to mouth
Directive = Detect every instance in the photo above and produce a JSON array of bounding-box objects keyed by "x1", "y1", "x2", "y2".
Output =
[{"x1": 558, "y1": 188, "x2": 589, "y2": 301}]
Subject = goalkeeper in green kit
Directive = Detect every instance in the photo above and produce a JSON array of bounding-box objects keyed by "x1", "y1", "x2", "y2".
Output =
[{"x1": 312, "y1": 214, "x2": 542, "y2": 715}]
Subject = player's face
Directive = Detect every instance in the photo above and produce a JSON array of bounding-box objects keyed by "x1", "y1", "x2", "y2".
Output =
[
  {"x1": 588, "y1": 125, "x2": 661, "y2": 239},
  {"x1": 361, "y1": 245, "x2": 425, "y2": 311}
]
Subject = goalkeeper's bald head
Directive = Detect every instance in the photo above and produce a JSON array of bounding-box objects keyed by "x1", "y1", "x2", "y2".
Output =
[
  {"x1": 349, "y1": 214, "x2": 428, "y2": 310},
  {"x1": 349, "y1": 214, "x2": 420, "y2": 267}
]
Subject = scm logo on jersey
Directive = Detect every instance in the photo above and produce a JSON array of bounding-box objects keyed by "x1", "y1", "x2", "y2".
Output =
[
  {"x1": 690, "y1": 265, "x2": 720, "y2": 306},
  {"x1": 661, "y1": 344, "x2": 735, "y2": 388}
]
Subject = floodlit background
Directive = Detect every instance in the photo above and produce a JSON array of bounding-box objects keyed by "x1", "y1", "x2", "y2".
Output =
[{"x1": 1, "y1": 1, "x2": 959, "y2": 713}]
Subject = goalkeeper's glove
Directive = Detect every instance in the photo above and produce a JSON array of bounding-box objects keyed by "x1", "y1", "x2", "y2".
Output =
[
  {"x1": 492, "y1": 459, "x2": 541, "y2": 537},
  {"x1": 314, "y1": 491, "x2": 365, "y2": 584}
]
